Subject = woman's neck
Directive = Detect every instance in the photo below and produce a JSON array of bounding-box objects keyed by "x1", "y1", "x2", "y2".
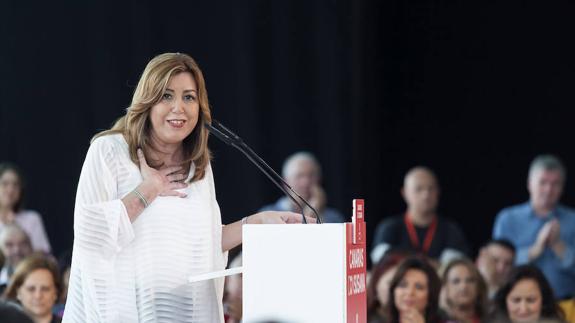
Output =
[
  {"x1": 448, "y1": 303, "x2": 476, "y2": 322},
  {"x1": 31, "y1": 312, "x2": 53, "y2": 323},
  {"x1": 399, "y1": 312, "x2": 424, "y2": 323},
  {"x1": 0, "y1": 206, "x2": 15, "y2": 223},
  {"x1": 149, "y1": 138, "x2": 184, "y2": 167}
]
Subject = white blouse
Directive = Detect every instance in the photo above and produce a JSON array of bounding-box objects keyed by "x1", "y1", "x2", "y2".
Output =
[{"x1": 62, "y1": 134, "x2": 227, "y2": 323}]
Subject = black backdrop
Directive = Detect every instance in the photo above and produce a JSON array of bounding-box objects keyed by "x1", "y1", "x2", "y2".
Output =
[{"x1": 1, "y1": 0, "x2": 575, "y2": 265}]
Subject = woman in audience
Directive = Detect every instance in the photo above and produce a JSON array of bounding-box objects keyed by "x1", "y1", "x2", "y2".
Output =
[
  {"x1": 3, "y1": 253, "x2": 62, "y2": 323},
  {"x1": 0, "y1": 163, "x2": 51, "y2": 253},
  {"x1": 491, "y1": 265, "x2": 564, "y2": 323},
  {"x1": 367, "y1": 250, "x2": 409, "y2": 323},
  {"x1": 387, "y1": 256, "x2": 442, "y2": 323},
  {"x1": 440, "y1": 258, "x2": 487, "y2": 323}
]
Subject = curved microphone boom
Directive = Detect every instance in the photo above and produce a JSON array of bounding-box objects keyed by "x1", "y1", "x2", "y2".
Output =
[{"x1": 204, "y1": 120, "x2": 323, "y2": 224}]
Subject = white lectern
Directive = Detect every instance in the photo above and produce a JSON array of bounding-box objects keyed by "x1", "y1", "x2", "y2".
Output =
[{"x1": 242, "y1": 199, "x2": 367, "y2": 323}]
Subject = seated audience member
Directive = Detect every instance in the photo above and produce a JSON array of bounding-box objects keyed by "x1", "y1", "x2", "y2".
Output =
[
  {"x1": 387, "y1": 256, "x2": 442, "y2": 323},
  {"x1": 476, "y1": 239, "x2": 516, "y2": 299},
  {"x1": 367, "y1": 250, "x2": 409, "y2": 323},
  {"x1": 490, "y1": 265, "x2": 565, "y2": 323},
  {"x1": 493, "y1": 155, "x2": 575, "y2": 299},
  {"x1": 440, "y1": 258, "x2": 488, "y2": 323},
  {"x1": 0, "y1": 224, "x2": 33, "y2": 292},
  {"x1": 0, "y1": 300, "x2": 34, "y2": 323},
  {"x1": 0, "y1": 163, "x2": 51, "y2": 253},
  {"x1": 259, "y1": 152, "x2": 345, "y2": 223},
  {"x1": 3, "y1": 253, "x2": 62, "y2": 323},
  {"x1": 559, "y1": 298, "x2": 575, "y2": 323},
  {"x1": 224, "y1": 252, "x2": 243, "y2": 323},
  {"x1": 371, "y1": 167, "x2": 470, "y2": 264}
]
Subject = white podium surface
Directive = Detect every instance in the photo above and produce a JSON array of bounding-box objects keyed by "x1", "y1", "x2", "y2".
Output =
[{"x1": 243, "y1": 224, "x2": 347, "y2": 323}]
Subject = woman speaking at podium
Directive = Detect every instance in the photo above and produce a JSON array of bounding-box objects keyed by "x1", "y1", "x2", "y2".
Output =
[{"x1": 62, "y1": 53, "x2": 309, "y2": 323}]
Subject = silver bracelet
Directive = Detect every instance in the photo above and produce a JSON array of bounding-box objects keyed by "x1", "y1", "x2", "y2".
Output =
[{"x1": 133, "y1": 188, "x2": 149, "y2": 208}]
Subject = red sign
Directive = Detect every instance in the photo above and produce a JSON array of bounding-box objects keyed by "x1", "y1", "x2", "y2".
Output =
[{"x1": 346, "y1": 199, "x2": 366, "y2": 323}]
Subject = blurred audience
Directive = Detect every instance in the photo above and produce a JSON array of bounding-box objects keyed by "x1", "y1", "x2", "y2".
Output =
[
  {"x1": 3, "y1": 253, "x2": 62, "y2": 323},
  {"x1": 387, "y1": 256, "x2": 442, "y2": 323},
  {"x1": 259, "y1": 152, "x2": 345, "y2": 223},
  {"x1": 440, "y1": 258, "x2": 488, "y2": 323},
  {"x1": 0, "y1": 224, "x2": 33, "y2": 292},
  {"x1": 367, "y1": 250, "x2": 409, "y2": 323},
  {"x1": 476, "y1": 239, "x2": 516, "y2": 299},
  {"x1": 490, "y1": 265, "x2": 565, "y2": 323},
  {"x1": 0, "y1": 163, "x2": 51, "y2": 253},
  {"x1": 371, "y1": 167, "x2": 470, "y2": 265},
  {"x1": 493, "y1": 155, "x2": 575, "y2": 299}
]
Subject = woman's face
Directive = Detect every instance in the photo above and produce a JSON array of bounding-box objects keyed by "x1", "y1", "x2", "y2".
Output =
[
  {"x1": 375, "y1": 265, "x2": 398, "y2": 307},
  {"x1": 17, "y1": 268, "x2": 58, "y2": 318},
  {"x1": 394, "y1": 269, "x2": 429, "y2": 315},
  {"x1": 149, "y1": 72, "x2": 200, "y2": 149},
  {"x1": 445, "y1": 264, "x2": 478, "y2": 307},
  {"x1": 506, "y1": 278, "x2": 542, "y2": 323},
  {"x1": 0, "y1": 170, "x2": 21, "y2": 209}
]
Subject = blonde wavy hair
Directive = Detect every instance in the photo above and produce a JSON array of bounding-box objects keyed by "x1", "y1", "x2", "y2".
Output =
[{"x1": 93, "y1": 53, "x2": 212, "y2": 182}]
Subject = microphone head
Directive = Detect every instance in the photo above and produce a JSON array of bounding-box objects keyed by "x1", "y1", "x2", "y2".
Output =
[{"x1": 204, "y1": 122, "x2": 234, "y2": 145}]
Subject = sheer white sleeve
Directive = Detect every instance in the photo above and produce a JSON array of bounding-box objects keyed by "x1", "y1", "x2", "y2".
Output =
[
  {"x1": 63, "y1": 137, "x2": 135, "y2": 323},
  {"x1": 73, "y1": 136, "x2": 135, "y2": 258}
]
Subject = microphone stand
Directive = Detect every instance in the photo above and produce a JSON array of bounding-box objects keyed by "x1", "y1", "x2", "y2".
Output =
[{"x1": 205, "y1": 120, "x2": 323, "y2": 224}]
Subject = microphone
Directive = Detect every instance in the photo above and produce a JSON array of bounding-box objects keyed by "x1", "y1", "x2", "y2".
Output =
[{"x1": 204, "y1": 120, "x2": 323, "y2": 224}]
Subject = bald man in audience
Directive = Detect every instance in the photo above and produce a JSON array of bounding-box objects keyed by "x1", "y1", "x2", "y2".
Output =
[
  {"x1": 260, "y1": 152, "x2": 344, "y2": 223},
  {"x1": 371, "y1": 167, "x2": 470, "y2": 264},
  {"x1": 0, "y1": 224, "x2": 33, "y2": 292}
]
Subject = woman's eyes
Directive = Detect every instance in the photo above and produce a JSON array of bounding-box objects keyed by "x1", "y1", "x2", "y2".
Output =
[
  {"x1": 25, "y1": 286, "x2": 52, "y2": 292},
  {"x1": 184, "y1": 94, "x2": 196, "y2": 101},
  {"x1": 162, "y1": 93, "x2": 196, "y2": 101},
  {"x1": 397, "y1": 281, "x2": 426, "y2": 290},
  {"x1": 510, "y1": 297, "x2": 523, "y2": 303},
  {"x1": 450, "y1": 277, "x2": 475, "y2": 285},
  {"x1": 526, "y1": 297, "x2": 539, "y2": 303},
  {"x1": 414, "y1": 282, "x2": 427, "y2": 290}
]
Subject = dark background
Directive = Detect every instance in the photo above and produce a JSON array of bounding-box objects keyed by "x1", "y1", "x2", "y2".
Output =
[{"x1": 1, "y1": 0, "x2": 575, "y2": 266}]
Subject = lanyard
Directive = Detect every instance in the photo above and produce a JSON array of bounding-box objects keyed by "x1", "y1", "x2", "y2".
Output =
[{"x1": 404, "y1": 213, "x2": 437, "y2": 254}]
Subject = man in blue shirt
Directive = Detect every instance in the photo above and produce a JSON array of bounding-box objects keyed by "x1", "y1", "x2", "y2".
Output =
[
  {"x1": 493, "y1": 155, "x2": 575, "y2": 299},
  {"x1": 259, "y1": 152, "x2": 345, "y2": 223}
]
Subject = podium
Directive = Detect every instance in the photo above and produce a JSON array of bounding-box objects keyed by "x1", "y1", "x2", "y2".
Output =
[{"x1": 242, "y1": 199, "x2": 367, "y2": 323}]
